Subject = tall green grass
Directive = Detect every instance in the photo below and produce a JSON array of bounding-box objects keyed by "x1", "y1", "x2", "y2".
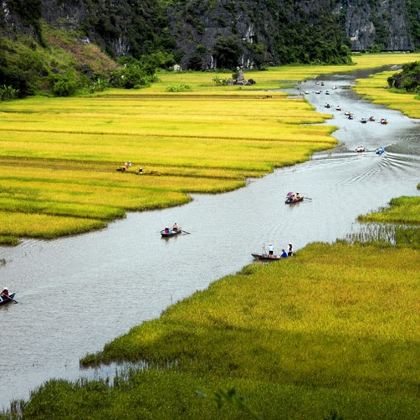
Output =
[{"x1": 4, "y1": 242, "x2": 419, "y2": 419}]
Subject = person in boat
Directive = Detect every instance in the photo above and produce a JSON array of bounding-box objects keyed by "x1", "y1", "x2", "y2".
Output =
[
  {"x1": 294, "y1": 193, "x2": 301, "y2": 202},
  {"x1": 1, "y1": 287, "x2": 9, "y2": 299},
  {"x1": 288, "y1": 243, "x2": 293, "y2": 257},
  {"x1": 281, "y1": 249, "x2": 288, "y2": 258},
  {"x1": 172, "y1": 223, "x2": 179, "y2": 232},
  {"x1": 164, "y1": 227, "x2": 170, "y2": 234},
  {"x1": 267, "y1": 244, "x2": 274, "y2": 257}
]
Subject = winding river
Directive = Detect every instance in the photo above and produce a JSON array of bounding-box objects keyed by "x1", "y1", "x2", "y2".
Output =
[{"x1": 1, "y1": 72, "x2": 419, "y2": 408}]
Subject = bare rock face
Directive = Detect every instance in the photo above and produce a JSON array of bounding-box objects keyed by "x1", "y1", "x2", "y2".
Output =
[
  {"x1": 338, "y1": 0, "x2": 414, "y2": 51},
  {"x1": 167, "y1": 0, "x2": 351, "y2": 69},
  {"x1": 0, "y1": 0, "x2": 417, "y2": 68}
]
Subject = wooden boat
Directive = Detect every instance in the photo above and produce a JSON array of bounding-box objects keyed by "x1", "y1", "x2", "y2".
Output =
[
  {"x1": 161, "y1": 228, "x2": 182, "y2": 238},
  {"x1": 369, "y1": 116, "x2": 375, "y2": 122},
  {"x1": 355, "y1": 145, "x2": 366, "y2": 153},
  {"x1": 360, "y1": 118, "x2": 368, "y2": 124},
  {"x1": 324, "y1": 104, "x2": 331, "y2": 109},
  {"x1": 380, "y1": 118, "x2": 388, "y2": 125},
  {"x1": 0, "y1": 293, "x2": 16, "y2": 306},
  {"x1": 285, "y1": 196, "x2": 304, "y2": 204},
  {"x1": 252, "y1": 253, "x2": 282, "y2": 261},
  {"x1": 335, "y1": 106, "x2": 342, "y2": 111}
]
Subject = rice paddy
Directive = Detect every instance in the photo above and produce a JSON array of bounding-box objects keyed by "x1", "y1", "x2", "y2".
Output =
[
  {"x1": 359, "y1": 195, "x2": 420, "y2": 225},
  {"x1": 353, "y1": 70, "x2": 420, "y2": 119},
  {"x1": 1, "y1": 53, "x2": 419, "y2": 244},
  {"x1": 6, "y1": 242, "x2": 419, "y2": 419}
]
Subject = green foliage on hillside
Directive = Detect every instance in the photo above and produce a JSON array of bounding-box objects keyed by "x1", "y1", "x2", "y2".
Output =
[
  {"x1": 406, "y1": 0, "x2": 420, "y2": 49},
  {"x1": 81, "y1": 0, "x2": 173, "y2": 58},
  {"x1": 0, "y1": 23, "x2": 118, "y2": 96},
  {"x1": 170, "y1": 0, "x2": 351, "y2": 69},
  {"x1": 387, "y1": 61, "x2": 420, "y2": 92}
]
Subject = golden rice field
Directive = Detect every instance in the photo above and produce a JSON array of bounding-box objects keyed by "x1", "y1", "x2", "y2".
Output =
[
  {"x1": 137, "y1": 52, "x2": 420, "y2": 93},
  {"x1": 1, "y1": 53, "x2": 419, "y2": 244},
  {"x1": 354, "y1": 70, "x2": 420, "y2": 119}
]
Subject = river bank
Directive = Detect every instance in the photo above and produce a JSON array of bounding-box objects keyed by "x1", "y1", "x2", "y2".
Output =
[{"x1": 354, "y1": 70, "x2": 420, "y2": 119}]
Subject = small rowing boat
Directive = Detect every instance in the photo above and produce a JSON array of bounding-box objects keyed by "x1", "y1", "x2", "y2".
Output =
[
  {"x1": 285, "y1": 192, "x2": 304, "y2": 204},
  {"x1": 161, "y1": 229, "x2": 182, "y2": 238},
  {"x1": 355, "y1": 145, "x2": 366, "y2": 153},
  {"x1": 0, "y1": 293, "x2": 16, "y2": 306},
  {"x1": 252, "y1": 254, "x2": 282, "y2": 261},
  {"x1": 285, "y1": 196, "x2": 304, "y2": 204}
]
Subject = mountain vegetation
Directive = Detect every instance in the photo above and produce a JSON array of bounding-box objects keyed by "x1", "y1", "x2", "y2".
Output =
[
  {"x1": 387, "y1": 61, "x2": 420, "y2": 92},
  {"x1": 1, "y1": 0, "x2": 419, "y2": 97}
]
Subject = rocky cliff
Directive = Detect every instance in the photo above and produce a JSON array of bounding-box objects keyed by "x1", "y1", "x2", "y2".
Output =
[
  {"x1": 338, "y1": 0, "x2": 415, "y2": 51},
  {"x1": 0, "y1": 0, "x2": 418, "y2": 70}
]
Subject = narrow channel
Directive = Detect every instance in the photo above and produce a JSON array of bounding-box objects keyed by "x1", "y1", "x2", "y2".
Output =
[{"x1": 1, "y1": 71, "x2": 419, "y2": 408}]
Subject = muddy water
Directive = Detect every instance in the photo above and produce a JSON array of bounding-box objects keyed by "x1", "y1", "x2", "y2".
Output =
[{"x1": 1, "y1": 74, "x2": 419, "y2": 408}]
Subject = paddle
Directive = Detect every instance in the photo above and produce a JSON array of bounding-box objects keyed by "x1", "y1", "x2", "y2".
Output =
[
  {"x1": 304, "y1": 197, "x2": 313, "y2": 201},
  {"x1": 182, "y1": 230, "x2": 191, "y2": 235}
]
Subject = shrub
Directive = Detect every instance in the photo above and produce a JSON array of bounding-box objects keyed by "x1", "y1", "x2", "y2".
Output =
[
  {"x1": 88, "y1": 78, "x2": 109, "y2": 93},
  {"x1": 213, "y1": 36, "x2": 243, "y2": 69},
  {"x1": 50, "y1": 72, "x2": 80, "y2": 97},
  {"x1": 166, "y1": 84, "x2": 192, "y2": 92},
  {"x1": 110, "y1": 62, "x2": 155, "y2": 89},
  {"x1": 212, "y1": 76, "x2": 231, "y2": 86},
  {"x1": 0, "y1": 85, "x2": 19, "y2": 101}
]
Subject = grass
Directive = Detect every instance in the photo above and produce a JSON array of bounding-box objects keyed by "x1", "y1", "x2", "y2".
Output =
[
  {"x1": 358, "y1": 185, "x2": 420, "y2": 248},
  {"x1": 0, "y1": 236, "x2": 20, "y2": 246},
  {"x1": 5, "y1": 242, "x2": 419, "y2": 419},
  {"x1": 1, "y1": 53, "x2": 419, "y2": 244},
  {"x1": 353, "y1": 70, "x2": 420, "y2": 119},
  {"x1": 359, "y1": 196, "x2": 420, "y2": 225}
]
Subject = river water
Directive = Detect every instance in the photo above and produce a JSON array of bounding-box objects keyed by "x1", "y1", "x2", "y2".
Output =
[{"x1": 1, "y1": 73, "x2": 419, "y2": 408}]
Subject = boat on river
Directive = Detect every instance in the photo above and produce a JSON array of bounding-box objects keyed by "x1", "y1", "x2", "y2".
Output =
[
  {"x1": 161, "y1": 228, "x2": 182, "y2": 238},
  {"x1": 360, "y1": 118, "x2": 368, "y2": 124},
  {"x1": 0, "y1": 293, "x2": 16, "y2": 306},
  {"x1": 375, "y1": 146, "x2": 385, "y2": 155},
  {"x1": 252, "y1": 253, "x2": 282, "y2": 261},
  {"x1": 285, "y1": 196, "x2": 304, "y2": 204},
  {"x1": 355, "y1": 145, "x2": 366, "y2": 153},
  {"x1": 285, "y1": 192, "x2": 304, "y2": 204},
  {"x1": 380, "y1": 118, "x2": 389, "y2": 125}
]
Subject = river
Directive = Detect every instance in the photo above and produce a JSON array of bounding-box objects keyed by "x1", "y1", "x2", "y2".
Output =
[{"x1": 1, "y1": 72, "x2": 419, "y2": 409}]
